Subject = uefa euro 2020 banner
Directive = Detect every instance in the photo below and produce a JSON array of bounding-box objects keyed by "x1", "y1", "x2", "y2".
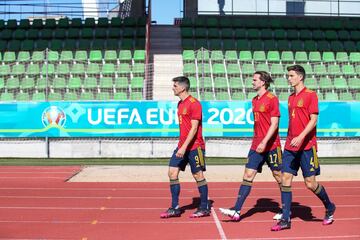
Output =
[{"x1": 0, "y1": 101, "x2": 359, "y2": 137}]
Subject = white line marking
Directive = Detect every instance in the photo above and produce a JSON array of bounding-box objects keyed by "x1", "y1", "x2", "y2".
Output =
[
  {"x1": 0, "y1": 195, "x2": 359, "y2": 200},
  {"x1": 196, "y1": 235, "x2": 360, "y2": 240},
  {"x1": 211, "y1": 206, "x2": 227, "y2": 240},
  {"x1": 0, "y1": 205, "x2": 359, "y2": 211}
]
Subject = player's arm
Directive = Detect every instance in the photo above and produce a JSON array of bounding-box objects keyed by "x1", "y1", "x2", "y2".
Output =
[
  {"x1": 256, "y1": 116, "x2": 279, "y2": 153},
  {"x1": 176, "y1": 119, "x2": 199, "y2": 158},
  {"x1": 290, "y1": 113, "x2": 318, "y2": 147}
]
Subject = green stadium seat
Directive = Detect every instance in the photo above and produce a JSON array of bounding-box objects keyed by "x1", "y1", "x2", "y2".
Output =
[
  {"x1": 290, "y1": 40, "x2": 303, "y2": 51},
  {"x1": 349, "y1": 52, "x2": 360, "y2": 63},
  {"x1": 322, "y1": 52, "x2": 335, "y2": 62},
  {"x1": 6, "y1": 77, "x2": 20, "y2": 90},
  {"x1": 63, "y1": 39, "x2": 77, "y2": 50},
  {"x1": 81, "y1": 28, "x2": 93, "y2": 38},
  {"x1": 210, "y1": 51, "x2": 224, "y2": 62},
  {"x1": 304, "y1": 40, "x2": 317, "y2": 51},
  {"x1": 99, "y1": 77, "x2": 113, "y2": 90},
  {"x1": 324, "y1": 92, "x2": 339, "y2": 101},
  {"x1": 236, "y1": 40, "x2": 249, "y2": 50},
  {"x1": 67, "y1": 77, "x2": 82, "y2": 91},
  {"x1": 0, "y1": 29, "x2": 12, "y2": 40},
  {"x1": 208, "y1": 28, "x2": 220, "y2": 38},
  {"x1": 115, "y1": 77, "x2": 129, "y2": 89},
  {"x1": 17, "y1": 51, "x2": 30, "y2": 63},
  {"x1": 333, "y1": 78, "x2": 348, "y2": 90},
  {"x1": 308, "y1": 51, "x2": 321, "y2": 62},
  {"x1": 264, "y1": 40, "x2": 276, "y2": 51},
  {"x1": 36, "y1": 78, "x2": 46, "y2": 91},
  {"x1": 129, "y1": 91, "x2": 143, "y2": 100},
  {"x1": 215, "y1": 91, "x2": 230, "y2": 100},
  {"x1": 102, "y1": 63, "x2": 116, "y2": 76},
  {"x1": 19, "y1": 19, "x2": 30, "y2": 29},
  {"x1": 221, "y1": 28, "x2": 233, "y2": 38},
  {"x1": 134, "y1": 50, "x2": 145, "y2": 62},
  {"x1": 327, "y1": 64, "x2": 341, "y2": 76},
  {"x1": 59, "y1": 51, "x2": 73, "y2": 63},
  {"x1": 108, "y1": 28, "x2": 121, "y2": 38},
  {"x1": 183, "y1": 50, "x2": 195, "y2": 62},
  {"x1": 97, "y1": 17, "x2": 109, "y2": 28},
  {"x1": 48, "y1": 51, "x2": 59, "y2": 63},
  {"x1": 243, "y1": 77, "x2": 253, "y2": 89},
  {"x1": 13, "y1": 29, "x2": 26, "y2": 40},
  {"x1": 212, "y1": 63, "x2": 226, "y2": 75},
  {"x1": 348, "y1": 78, "x2": 360, "y2": 90},
  {"x1": 214, "y1": 77, "x2": 228, "y2": 89},
  {"x1": 75, "y1": 50, "x2": 88, "y2": 62},
  {"x1": 241, "y1": 64, "x2": 255, "y2": 75},
  {"x1": 270, "y1": 64, "x2": 284, "y2": 76},
  {"x1": 94, "y1": 28, "x2": 107, "y2": 38},
  {"x1": 306, "y1": 77, "x2": 318, "y2": 90},
  {"x1": 78, "y1": 39, "x2": 91, "y2": 50},
  {"x1": 27, "y1": 64, "x2": 40, "y2": 76},
  {"x1": 80, "y1": 92, "x2": 95, "y2": 100},
  {"x1": 227, "y1": 64, "x2": 240, "y2": 76},
  {"x1": 250, "y1": 40, "x2": 263, "y2": 51},
  {"x1": 277, "y1": 40, "x2": 289, "y2": 51},
  {"x1": 267, "y1": 51, "x2": 280, "y2": 62},
  {"x1": 113, "y1": 92, "x2": 128, "y2": 100},
  {"x1": 342, "y1": 65, "x2": 356, "y2": 76},
  {"x1": 239, "y1": 51, "x2": 252, "y2": 62},
  {"x1": 253, "y1": 51, "x2": 266, "y2": 62},
  {"x1": 0, "y1": 40, "x2": 7, "y2": 52},
  {"x1": 335, "y1": 52, "x2": 348, "y2": 63},
  {"x1": 71, "y1": 64, "x2": 85, "y2": 76},
  {"x1": 48, "y1": 92, "x2": 63, "y2": 101},
  {"x1": 274, "y1": 78, "x2": 289, "y2": 90},
  {"x1": 11, "y1": 64, "x2": 25, "y2": 76},
  {"x1": 6, "y1": 19, "x2": 17, "y2": 29},
  {"x1": 299, "y1": 29, "x2": 312, "y2": 40},
  {"x1": 319, "y1": 78, "x2": 333, "y2": 90},
  {"x1": 281, "y1": 51, "x2": 294, "y2": 63},
  {"x1": 16, "y1": 92, "x2": 30, "y2": 101},
  {"x1": 89, "y1": 50, "x2": 102, "y2": 62},
  {"x1": 87, "y1": 63, "x2": 100, "y2": 76},
  {"x1": 229, "y1": 77, "x2": 243, "y2": 90},
  {"x1": 287, "y1": 29, "x2": 298, "y2": 39},
  {"x1": 83, "y1": 77, "x2": 98, "y2": 90},
  {"x1": 295, "y1": 51, "x2": 308, "y2": 63},
  {"x1": 339, "y1": 92, "x2": 353, "y2": 101},
  {"x1": 119, "y1": 50, "x2": 132, "y2": 62},
  {"x1": 20, "y1": 77, "x2": 35, "y2": 91},
  {"x1": 63, "y1": 92, "x2": 78, "y2": 101},
  {"x1": 27, "y1": 29, "x2": 38, "y2": 39},
  {"x1": 246, "y1": 92, "x2": 257, "y2": 100},
  {"x1": 56, "y1": 64, "x2": 70, "y2": 76},
  {"x1": 0, "y1": 65, "x2": 10, "y2": 77},
  {"x1": 278, "y1": 92, "x2": 289, "y2": 101},
  {"x1": 31, "y1": 92, "x2": 45, "y2": 101},
  {"x1": 96, "y1": 92, "x2": 111, "y2": 101},
  {"x1": 0, "y1": 92, "x2": 15, "y2": 101},
  {"x1": 104, "y1": 50, "x2": 118, "y2": 63},
  {"x1": 3, "y1": 52, "x2": 16, "y2": 63},
  {"x1": 118, "y1": 63, "x2": 132, "y2": 76},
  {"x1": 132, "y1": 63, "x2": 145, "y2": 76},
  {"x1": 44, "y1": 19, "x2": 56, "y2": 29},
  {"x1": 52, "y1": 77, "x2": 67, "y2": 91},
  {"x1": 344, "y1": 41, "x2": 356, "y2": 52},
  {"x1": 198, "y1": 77, "x2": 213, "y2": 89},
  {"x1": 231, "y1": 91, "x2": 245, "y2": 100},
  {"x1": 0, "y1": 78, "x2": 5, "y2": 90},
  {"x1": 256, "y1": 63, "x2": 270, "y2": 72},
  {"x1": 355, "y1": 93, "x2": 360, "y2": 101}
]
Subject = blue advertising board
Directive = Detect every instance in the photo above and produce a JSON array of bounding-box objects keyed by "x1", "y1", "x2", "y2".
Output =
[{"x1": 0, "y1": 101, "x2": 359, "y2": 137}]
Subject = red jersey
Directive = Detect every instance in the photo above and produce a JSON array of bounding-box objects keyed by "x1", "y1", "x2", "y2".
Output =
[
  {"x1": 251, "y1": 91, "x2": 281, "y2": 151},
  {"x1": 285, "y1": 87, "x2": 318, "y2": 151},
  {"x1": 177, "y1": 95, "x2": 205, "y2": 150}
]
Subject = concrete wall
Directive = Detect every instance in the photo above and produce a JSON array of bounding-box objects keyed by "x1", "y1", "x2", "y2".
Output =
[{"x1": 0, "y1": 138, "x2": 359, "y2": 158}]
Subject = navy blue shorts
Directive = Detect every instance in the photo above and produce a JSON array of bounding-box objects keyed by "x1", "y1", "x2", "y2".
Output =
[
  {"x1": 169, "y1": 147, "x2": 206, "y2": 174},
  {"x1": 282, "y1": 147, "x2": 320, "y2": 177},
  {"x1": 245, "y1": 147, "x2": 282, "y2": 173}
]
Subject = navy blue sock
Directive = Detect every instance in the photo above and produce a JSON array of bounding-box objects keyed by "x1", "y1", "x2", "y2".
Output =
[
  {"x1": 281, "y1": 185, "x2": 292, "y2": 221},
  {"x1": 170, "y1": 179, "x2": 180, "y2": 208},
  {"x1": 313, "y1": 184, "x2": 332, "y2": 209},
  {"x1": 197, "y1": 179, "x2": 208, "y2": 210},
  {"x1": 234, "y1": 179, "x2": 253, "y2": 211}
]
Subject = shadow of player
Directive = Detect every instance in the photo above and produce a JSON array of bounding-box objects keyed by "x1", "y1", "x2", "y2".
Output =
[{"x1": 180, "y1": 197, "x2": 214, "y2": 213}]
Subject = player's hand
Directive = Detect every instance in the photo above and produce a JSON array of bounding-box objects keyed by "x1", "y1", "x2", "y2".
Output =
[
  {"x1": 256, "y1": 142, "x2": 266, "y2": 153},
  {"x1": 176, "y1": 147, "x2": 186, "y2": 158},
  {"x1": 290, "y1": 136, "x2": 303, "y2": 147}
]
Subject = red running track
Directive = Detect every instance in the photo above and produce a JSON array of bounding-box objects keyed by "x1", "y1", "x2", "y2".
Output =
[{"x1": 0, "y1": 166, "x2": 359, "y2": 240}]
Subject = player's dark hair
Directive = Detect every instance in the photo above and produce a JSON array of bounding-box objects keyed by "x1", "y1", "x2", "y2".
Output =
[
  {"x1": 287, "y1": 64, "x2": 306, "y2": 81},
  {"x1": 172, "y1": 76, "x2": 190, "y2": 91},
  {"x1": 254, "y1": 71, "x2": 273, "y2": 89}
]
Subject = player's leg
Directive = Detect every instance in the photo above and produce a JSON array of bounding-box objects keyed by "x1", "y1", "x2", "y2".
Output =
[
  {"x1": 271, "y1": 150, "x2": 298, "y2": 231},
  {"x1": 188, "y1": 147, "x2": 210, "y2": 218},
  {"x1": 301, "y1": 147, "x2": 336, "y2": 225},
  {"x1": 220, "y1": 150, "x2": 263, "y2": 221},
  {"x1": 160, "y1": 148, "x2": 186, "y2": 218}
]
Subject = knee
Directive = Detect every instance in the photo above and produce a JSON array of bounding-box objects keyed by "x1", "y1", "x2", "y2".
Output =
[
  {"x1": 304, "y1": 179, "x2": 317, "y2": 191},
  {"x1": 168, "y1": 171, "x2": 178, "y2": 180},
  {"x1": 192, "y1": 171, "x2": 204, "y2": 181}
]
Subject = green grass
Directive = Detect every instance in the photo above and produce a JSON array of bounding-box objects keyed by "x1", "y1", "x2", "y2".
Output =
[{"x1": 0, "y1": 157, "x2": 359, "y2": 166}]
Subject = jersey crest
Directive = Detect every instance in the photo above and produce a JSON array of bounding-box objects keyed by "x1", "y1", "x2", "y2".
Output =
[
  {"x1": 297, "y1": 98, "x2": 304, "y2": 107},
  {"x1": 259, "y1": 104, "x2": 266, "y2": 112}
]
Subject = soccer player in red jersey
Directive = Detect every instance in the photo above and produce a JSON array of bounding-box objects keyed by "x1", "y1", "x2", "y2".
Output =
[
  {"x1": 271, "y1": 65, "x2": 336, "y2": 231},
  {"x1": 160, "y1": 76, "x2": 210, "y2": 218},
  {"x1": 219, "y1": 71, "x2": 282, "y2": 221}
]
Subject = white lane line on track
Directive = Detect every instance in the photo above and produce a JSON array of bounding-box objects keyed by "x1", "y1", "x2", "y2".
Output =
[
  {"x1": 0, "y1": 218, "x2": 359, "y2": 225},
  {"x1": 0, "y1": 205, "x2": 359, "y2": 210},
  {"x1": 211, "y1": 206, "x2": 227, "y2": 240},
  {"x1": 196, "y1": 235, "x2": 360, "y2": 240}
]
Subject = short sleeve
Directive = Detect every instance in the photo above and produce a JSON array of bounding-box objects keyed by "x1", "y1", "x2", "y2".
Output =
[
  {"x1": 190, "y1": 101, "x2": 202, "y2": 120},
  {"x1": 308, "y1": 92, "x2": 319, "y2": 115},
  {"x1": 270, "y1": 96, "x2": 281, "y2": 117}
]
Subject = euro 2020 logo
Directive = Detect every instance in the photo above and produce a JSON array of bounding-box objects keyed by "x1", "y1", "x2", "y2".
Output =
[{"x1": 41, "y1": 106, "x2": 66, "y2": 128}]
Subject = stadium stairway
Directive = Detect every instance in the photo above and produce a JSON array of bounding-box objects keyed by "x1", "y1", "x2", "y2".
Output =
[{"x1": 151, "y1": 25, "x2": 182, "y2": 100}]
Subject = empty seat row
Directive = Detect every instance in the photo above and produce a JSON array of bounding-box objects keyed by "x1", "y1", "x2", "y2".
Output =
[
  {"x1": 0, "y1": 50, "x2": 145, "y2": 63},
  {"x1": 0, "y1": 17, "x2": 146, "y2": 30}
]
